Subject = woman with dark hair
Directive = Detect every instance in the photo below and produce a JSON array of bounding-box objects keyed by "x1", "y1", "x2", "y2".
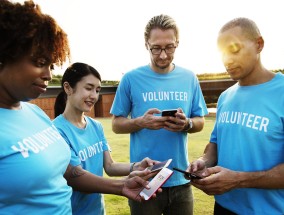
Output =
[
  {"x1": 53, "y1": 62, "x2": 157, "y2": 214},
  {"x1": 54, "y1": 62, "x2": 101, "y2": 118}
]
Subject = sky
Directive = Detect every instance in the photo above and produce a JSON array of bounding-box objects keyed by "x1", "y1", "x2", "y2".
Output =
[{"x1": 15, "y1": 0, "x2": 284, "y2": 80}]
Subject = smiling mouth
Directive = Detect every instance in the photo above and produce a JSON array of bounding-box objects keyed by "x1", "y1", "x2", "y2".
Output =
[
  {"x1": 33, "y1": 84, "x2": 48, "y2": 93},
  {"x1": 38, "y1": 84, "x2": 48, "y2": 89},
  {"x1": 85, "y1": 101, "x2": 95, "y2": 106}
]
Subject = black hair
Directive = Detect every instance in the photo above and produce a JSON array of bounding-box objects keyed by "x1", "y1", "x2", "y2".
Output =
[{"x1": 219, "y1": 17, "x2": 261, "y2": 41}]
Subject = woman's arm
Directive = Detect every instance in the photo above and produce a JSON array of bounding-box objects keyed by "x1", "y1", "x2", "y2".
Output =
[{"x1": 64, "y1": 164, "x2": 154, "y2": 201}]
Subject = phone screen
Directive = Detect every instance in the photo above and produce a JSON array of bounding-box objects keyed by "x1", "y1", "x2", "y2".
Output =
[
  {"x1": 148, "y1": 159, "x2": 172, "y2": 172},
  {"x1": 140, "y1": 167, "x2": 173, "y2": 200},
  {"x1": 161, "y1": 109, "x2": 177, "y2": 117}
]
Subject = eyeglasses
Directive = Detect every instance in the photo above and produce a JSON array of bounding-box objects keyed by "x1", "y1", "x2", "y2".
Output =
[{"x1": 148, "y1": 44, "x2": 177, "y2": 55}]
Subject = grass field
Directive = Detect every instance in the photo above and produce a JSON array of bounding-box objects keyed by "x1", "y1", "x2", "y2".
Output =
[{"x1": 98, "y1": 116, "x2": 216, "y2": 215}]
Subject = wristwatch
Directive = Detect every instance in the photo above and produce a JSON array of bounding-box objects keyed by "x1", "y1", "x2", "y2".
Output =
[
  {"x1": 188, "y1": 118, "x2": 193, "y2": 129},
  {"x1": 184, "y1": 118, "x2": 193, "y2": 132}
]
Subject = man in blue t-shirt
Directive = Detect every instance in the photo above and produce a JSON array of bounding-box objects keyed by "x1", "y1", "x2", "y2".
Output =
[
  {"x1": 188, "y1": 17, "x2": 284, "y2": 215},
  {"x1": 110, "y1": 14, "x2": 208, "y2": 215}
]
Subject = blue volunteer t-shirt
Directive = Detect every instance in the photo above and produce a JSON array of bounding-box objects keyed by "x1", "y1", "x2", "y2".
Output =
[
  {"x1": 211, "y1": 72, "x2": 284, "y2": 214},
  {"x1": 0, "y1": 102, "x2": 72, "y2": 214},
  {"x1": 53, "y1": 115, "x2": 110, "y2": 215},
  {"x1": 110, "y1": 64, "x2": 208, "y2": 187}
]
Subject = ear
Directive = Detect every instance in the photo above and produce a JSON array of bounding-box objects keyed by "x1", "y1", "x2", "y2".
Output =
[
  {"x1": 256, "y1": 36, "x2": 264, "y2": 53},
  {"x1": 145, "y1": 42, "x2": 149, "y2": 50},
  {"x1": 63, "y1": 82, "x2": 72, "y2": 96},
  {"x1": 175, "y1": 40, "x2": 179, "y2": 48}
]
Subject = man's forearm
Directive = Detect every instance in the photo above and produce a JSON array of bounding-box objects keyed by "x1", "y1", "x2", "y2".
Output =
[
  {"x1": 199, "y1": 142, "x2": 218, "y2": 167},
  {"x1": 112, "y1": 116, "x2": 142, "y2": 134},
  {"x1": 237, "y1": 163, "x2": 284, "y2": 189},
  {"x1": 187, "y1": 116, "x2": 205, "y2": 133}
]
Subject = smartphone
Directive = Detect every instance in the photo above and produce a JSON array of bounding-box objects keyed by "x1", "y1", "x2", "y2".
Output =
[
  {"x1": 140, "y1": 167, "x2": 173, "y2": 200},
  {"x1": 148, "y1": 159, "x2": 172, "y2": 172},
  {"x1": 173, "y1": 167, "x2": 202, "y2": 179},
  {"x1": 161, "y1": 109, "x2": 177, "y2": 117}
]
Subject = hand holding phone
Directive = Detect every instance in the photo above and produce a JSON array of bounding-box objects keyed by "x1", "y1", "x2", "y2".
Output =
[
  {"x1": 147, "y1": 159, "x2": 172, "y2": 172},
  {"x1": 140, "y1": 167, "x2": 173, "y2": 200},
  {"x1": 161, "y1": 109, "x2": 177, "y2": 117},
  {"x1": 173, "y1": 167, "x2": 202, "y2": 179}
]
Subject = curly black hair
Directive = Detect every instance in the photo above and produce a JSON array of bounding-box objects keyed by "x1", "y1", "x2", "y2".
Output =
[{"x1": 0, "y1": 0, "x2": 70, "y2": 66}]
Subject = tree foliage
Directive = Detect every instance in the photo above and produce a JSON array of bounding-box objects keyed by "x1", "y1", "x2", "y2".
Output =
[{"x1": 50, "y1": 69, "x2": 284, "y2": 86}]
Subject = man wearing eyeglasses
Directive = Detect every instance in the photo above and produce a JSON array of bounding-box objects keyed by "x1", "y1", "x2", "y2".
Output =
[{"x1": 110, "y1": 14, "x2": 208, "y2": 215}]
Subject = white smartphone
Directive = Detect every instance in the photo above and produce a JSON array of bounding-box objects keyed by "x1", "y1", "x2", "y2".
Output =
[
  {"x1": 147, "y1": 159, "x2": 172, "y2": 172},
  {"x1": 140, "y1": 167, "x2": 173, "y2": 200}
]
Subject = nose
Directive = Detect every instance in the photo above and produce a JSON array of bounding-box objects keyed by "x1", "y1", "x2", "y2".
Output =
[
  {"x1": 159, "y1": 49, "x2": 168, "y2": 59},
  {"x1": 42, "y1": 66, "x2": 52, "y2": 81},
  {"x1": 90, "y1": 90, "x2": 99, "y2": 99},
  {"x1": 222, "y1": 53, "x2": 234, "y2": 68}
]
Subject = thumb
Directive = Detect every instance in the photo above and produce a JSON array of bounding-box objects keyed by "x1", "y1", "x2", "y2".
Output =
[
  {"x1": 203, "y1": 166, "x2": 221, "y2": 176},
  {"x1": 147, "y1": 108, "x2": 161, "y2": 115}
]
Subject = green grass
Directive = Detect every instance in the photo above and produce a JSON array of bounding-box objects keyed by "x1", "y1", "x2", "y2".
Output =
[{"x1": 98, "y1": 117, "x2": 216, "y2": 215}]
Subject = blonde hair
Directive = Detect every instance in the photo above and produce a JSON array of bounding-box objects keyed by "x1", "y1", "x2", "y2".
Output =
[{"x1": 144, "y1": 14, "x2": 179, "y2": 43}]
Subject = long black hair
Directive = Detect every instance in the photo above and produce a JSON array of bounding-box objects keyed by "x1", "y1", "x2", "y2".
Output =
[{"x1": 54, "y1": 62, "x2": 101, "y2": 118}]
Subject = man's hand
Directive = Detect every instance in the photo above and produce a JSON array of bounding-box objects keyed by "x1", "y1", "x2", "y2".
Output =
[
  {"x1": 163, "y1": 108, "x2": 188, "y2": 132},
  {"x1": 190, "y1": 166, "x2": 240, "y2": 195},
  {"x1": 136, "y1": 108, "x2": 166, "y2": 130},
  {"x1": 188, "y1": 159, "x2": 208, "y2": 176}
]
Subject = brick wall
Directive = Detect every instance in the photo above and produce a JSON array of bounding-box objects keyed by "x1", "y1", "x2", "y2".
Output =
[
  {"x1": 29, "y1": 97, "x2": 95, "y2": 119},
  {"x1": 29, "y1": 97, "x2": 56, "y2": 119},
  {"x1": 30, "y1": 80, "x2": 236, "y2": 119},
  {"x1": 95, "y1": 94, "x2": 115, "y2": 117}
]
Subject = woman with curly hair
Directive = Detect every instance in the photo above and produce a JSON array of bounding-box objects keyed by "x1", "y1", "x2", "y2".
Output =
[{"x1": 0, "y1": 1, "x2": 157, "y2": 214}]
